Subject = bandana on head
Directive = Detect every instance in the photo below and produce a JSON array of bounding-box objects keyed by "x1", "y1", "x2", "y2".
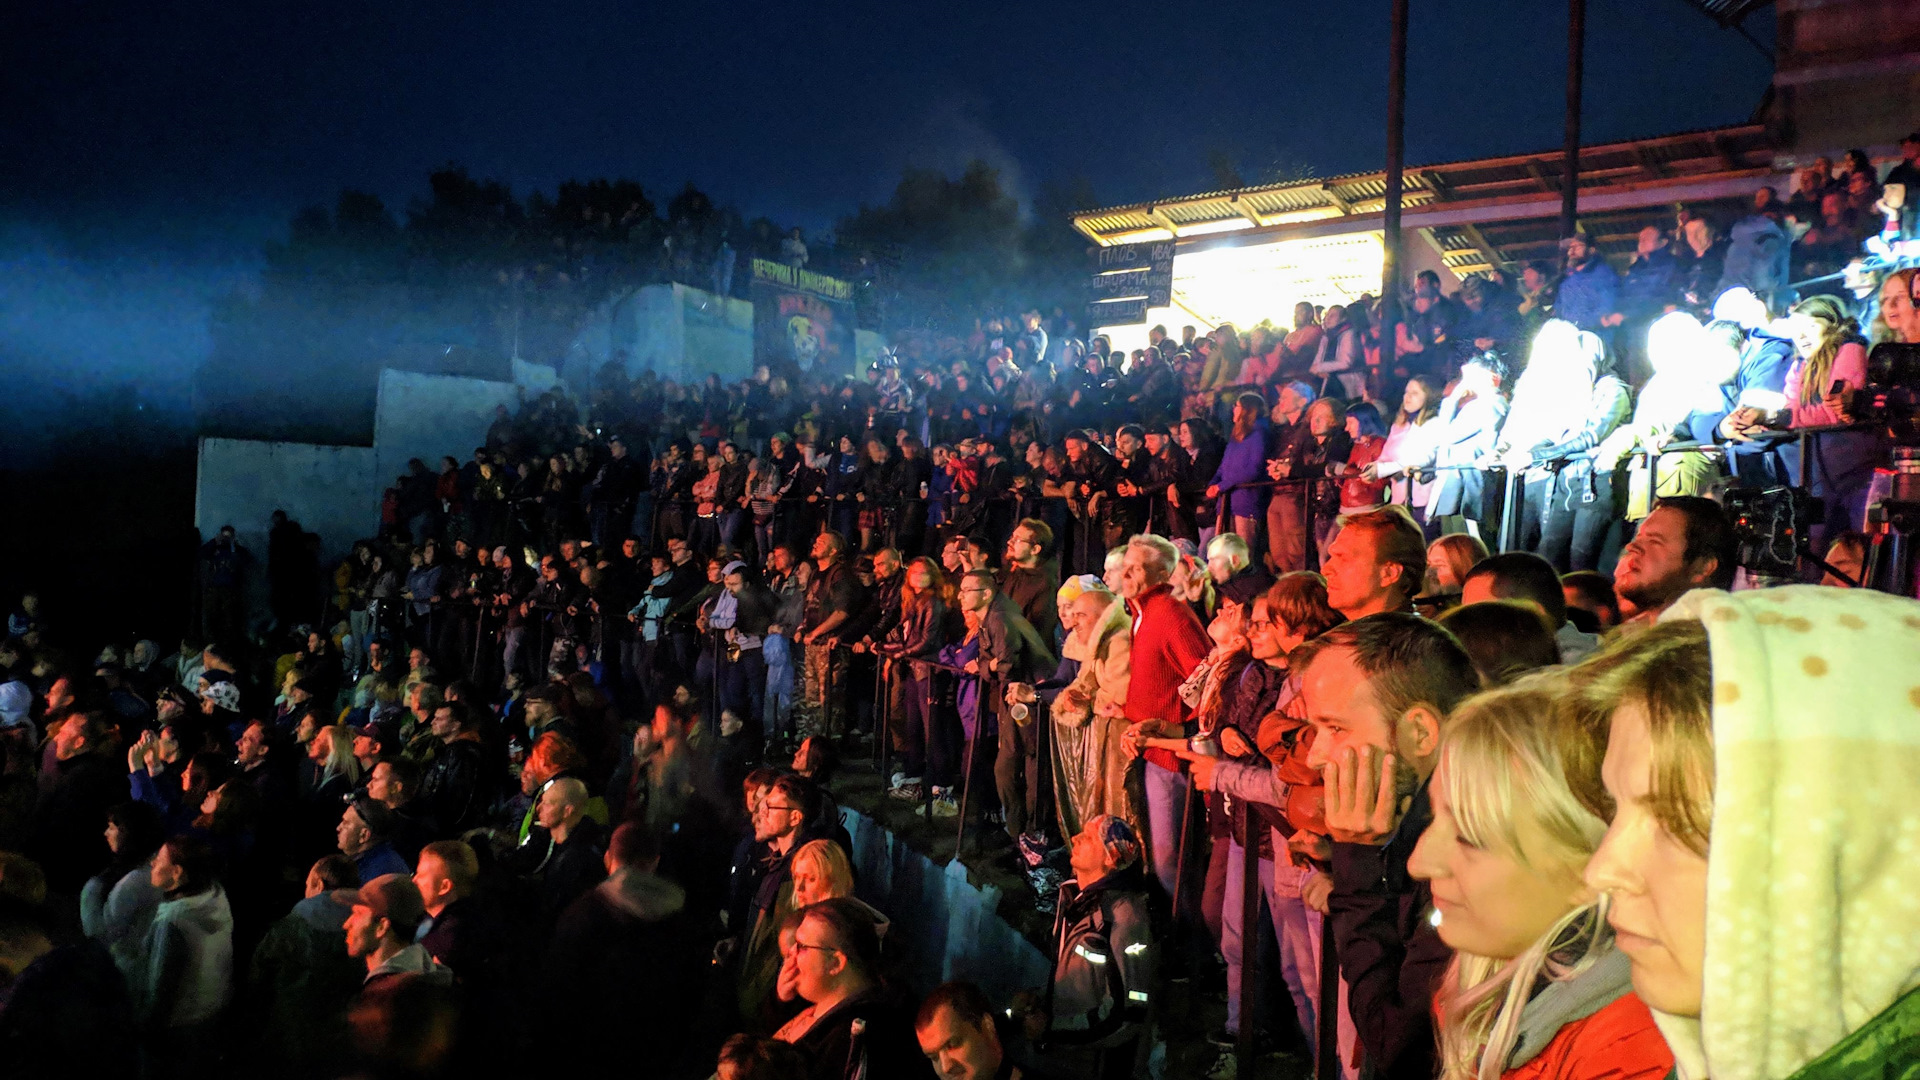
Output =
[
  {"x1": 202, "y1": 679, "x2": 241, "y2": 713},
  {"x1": 1056, "y1": 573, "x2": 1107, "y2": 610},
  {"x1": 1084, "y1": 814, "x2": 1139, "y2": 872}
]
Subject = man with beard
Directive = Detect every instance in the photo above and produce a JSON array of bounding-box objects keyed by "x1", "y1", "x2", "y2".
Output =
[
  {"x1": 998, "y1": 521, "x2": 1059, "y2": 646},
  {"x1": 1139, "y1": 425, "x2": 1192, "y2": 540},
  {"x1": 1609, "y1": 497, "x2": 1736, "y2": 630},
  {"x1": 1103, "y1": 425, "x2": 1153, "y2": 547},
  {"x1": 1059, "y1": 431, "x2": 1117, "y2": 576}
]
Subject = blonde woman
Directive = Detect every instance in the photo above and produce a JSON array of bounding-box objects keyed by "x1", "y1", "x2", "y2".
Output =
[
  {"x1": 789, "y1": 838, "x2": 854, "y2": 908},
  {"x1": 1041, "y1": 574, "x2": 1095, "y2": 838},
  {"x1": 789, "y1": 838, "x2": 889, "y2": 938},
  {"x1": 1869, "y1": 266, "x2": 1919, "y2": 345},
  {"x1": 306, "y1": 724, "x2": 361, "y2": 803},
  {"x1": 1409, "y1": 680, "x2": 1670, "y2": 1080}
]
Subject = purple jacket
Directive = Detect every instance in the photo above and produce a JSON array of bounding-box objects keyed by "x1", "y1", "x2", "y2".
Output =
[{"x1": 1209, "y1": 418, "x2": 1271, "y2": 518}]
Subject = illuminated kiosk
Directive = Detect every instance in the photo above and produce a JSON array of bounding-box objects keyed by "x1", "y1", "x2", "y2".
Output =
[{"x1": 1071, "y1": 124, "x2": 1784, "y2": 347}]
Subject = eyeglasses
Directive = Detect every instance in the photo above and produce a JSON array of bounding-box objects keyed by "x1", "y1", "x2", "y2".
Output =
[
  {"x1": 758, "y1": 802, "x2": 799, "y2": 814},
  {"x1": 792, "y1": 939, "x2": 840, "y2": 957}
]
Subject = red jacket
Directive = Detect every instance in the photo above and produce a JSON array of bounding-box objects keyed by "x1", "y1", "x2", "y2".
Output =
[
  {"x1": 1502, "y1": 991, "x2": 1672, "y2": 1080},
  {"x1": 1124, "y1": 583, "x2": 1212, "y2": 772}
]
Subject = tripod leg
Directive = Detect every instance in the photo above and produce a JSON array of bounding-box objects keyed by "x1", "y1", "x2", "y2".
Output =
[
  {"x1": 955, "y1": 711, "x2": 978, "y2": 855},
  {"x1": 922, "y1": 672, "x2": 936, "y2": 823},
  {"x1": 875, "y1": 660, "x2": 889, "y2": 776}
]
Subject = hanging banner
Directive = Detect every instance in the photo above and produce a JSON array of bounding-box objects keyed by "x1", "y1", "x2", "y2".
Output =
[{"x1": 751, "y1": 258, "x2": 857, "y2": 378}]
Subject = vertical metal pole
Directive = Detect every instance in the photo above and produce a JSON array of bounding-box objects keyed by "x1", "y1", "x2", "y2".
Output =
[
  {"x1": 1234, "y1": 809, "x2": 1260, "y2": 1074},
  {"x1": 1560, "y1": 0, "x2": 1587, "y2": 240},
  {"x1": 1316, "y1": 910, "x2": 1340, "y2": 1080},
  {"x1": 1379, "y1": 0, "x2": 1410, "y2": 374}
]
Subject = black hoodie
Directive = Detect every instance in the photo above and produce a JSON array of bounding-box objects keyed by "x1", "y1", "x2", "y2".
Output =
[{"x1": 538, "y1": 868, "x2": 705, "y2": 1073}]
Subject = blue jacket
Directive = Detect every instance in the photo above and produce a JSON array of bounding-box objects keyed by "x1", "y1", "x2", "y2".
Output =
[
  {"x1": 1689, "y1": 330, "x2": 1795, "y2": 444},
  {"x1": 354, "y1": 842, "x2": 411, "y2": 882},
  {"x1": 1718, "y1": 214, "x2": 1792, "y2": 305},
  {"x1": 1618, "y1": 246, "x2": 1679, "y2": 319},
  {"x1": 1555, "y1": 258, "x2": 1620, "y2": 335},
  {"x1": 1209, "y1": 419, "x2": 1271, "y2": 518}
]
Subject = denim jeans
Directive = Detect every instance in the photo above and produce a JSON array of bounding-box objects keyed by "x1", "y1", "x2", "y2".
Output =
[
  {"x1": 1143, "y1": 761, "x2": 1188, "y2": 900},
  {"x1": 763, "y1": 634, "x2": 794, "y2": 740},
  {"x1": 1222, "y1": 836, "x2": 1357, "y2": 1076},
  {"x1": 500, "y1": 626, "x2": 527, "y2": 682}
]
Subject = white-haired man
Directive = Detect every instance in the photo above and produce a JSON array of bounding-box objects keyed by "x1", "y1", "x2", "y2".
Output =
[{"x1": 1115, "y1": 535, "x2": 1209, "y2": 899}]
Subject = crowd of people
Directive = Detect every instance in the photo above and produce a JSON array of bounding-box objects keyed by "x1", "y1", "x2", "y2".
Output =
[{"x1": 4, "y1": 142, "x2": 1919, "y2": 1080}]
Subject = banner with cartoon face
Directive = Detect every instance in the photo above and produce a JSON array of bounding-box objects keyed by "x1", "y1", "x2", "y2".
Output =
[{"x1": 750, "y1": 258, "x2": 856, "y2": 380}]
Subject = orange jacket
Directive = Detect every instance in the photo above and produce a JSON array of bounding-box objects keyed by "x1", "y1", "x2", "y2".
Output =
[{"x1": 1501, "y1": 991, "x2": 1673, "y2": 1080}]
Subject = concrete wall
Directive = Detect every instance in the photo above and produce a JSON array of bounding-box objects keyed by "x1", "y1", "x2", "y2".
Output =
[
  {"x1": 571, "y1": 283, "x2": 889, "y2": 387},
  {"x1": 571, "y1": 283, "x2": 767, "y2": 386},
  {"x1": 679, "y1": 284, "x2": 755, "y2": 382},
  {"x1": 196, "y1": 369, "x2": 527, "y2": 593},
  {"x1": 371, "y1": 370, "x2": 523, "y2": 486},
  {"x1": 194, "y1": 438, "x2": 382, "y2": 624}
]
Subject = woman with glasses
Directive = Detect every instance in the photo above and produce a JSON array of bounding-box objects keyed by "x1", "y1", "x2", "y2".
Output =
[{"x1": 774, "y1": 897, "x2": 933, "y2": 1078}]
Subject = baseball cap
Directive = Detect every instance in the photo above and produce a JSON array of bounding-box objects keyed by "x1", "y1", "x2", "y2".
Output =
[
  {"x1": 200, "y1": 678, "x2": 241, "y2": 714},
  {"x1": 348, "y1": 795, "x2": 396, "y2": 840},
  {"x1": 355, "y1": 872, "x2": 425, "y2": 933}
]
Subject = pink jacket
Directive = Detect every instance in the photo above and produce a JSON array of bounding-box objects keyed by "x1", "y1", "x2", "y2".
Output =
[{"x1": 1785, "y1": 341, "x2": 1867, "y2": 428}]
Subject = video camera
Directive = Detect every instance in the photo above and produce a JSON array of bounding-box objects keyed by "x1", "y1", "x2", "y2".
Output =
[
  {"x1": 1721, "y1": 484, "x2": 1820, "y2": 581},
  {"x1": 1850, "y1": 342, "x2": 1920, "y2": 442}
]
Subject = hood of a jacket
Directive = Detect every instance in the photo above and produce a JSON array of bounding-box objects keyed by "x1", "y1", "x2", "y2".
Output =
[
  {"x1": 367, "y1": 942, "x2": 452, "y2": 985},
  {"x1": 599, "y1": 868, "x2": 688, "y2": 923},
  {"x1": 158, "y1": 884, "x2": 233, "y2": 937},
  {"x1": 1658, "y1": 586, "x2": 1920, "y2": 1080},
  {"x1": 1505, "y1": 944, "x2": 1636, "y2": 1069},
  {"x1": 846, "y1": 894, "x2": 893, "y2": 941}
]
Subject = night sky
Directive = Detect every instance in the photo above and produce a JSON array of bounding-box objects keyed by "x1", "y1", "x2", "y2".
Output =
[{"x1": 0, "y1": 0, "x2": 1775, "y2": 427}]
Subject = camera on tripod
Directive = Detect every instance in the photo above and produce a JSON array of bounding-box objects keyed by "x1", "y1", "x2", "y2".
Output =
[
  {"x1": 1721, "y1": 484, "x2": 1820, "y2": 581},
  {"x1": 1850, "y1": 342, "x2": 1920, "y2": 441}
]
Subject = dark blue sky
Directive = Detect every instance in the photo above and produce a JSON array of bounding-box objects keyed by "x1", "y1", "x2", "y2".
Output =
[{"x1": 0, "y1": 0, "x2": 1774, "y2": 427}]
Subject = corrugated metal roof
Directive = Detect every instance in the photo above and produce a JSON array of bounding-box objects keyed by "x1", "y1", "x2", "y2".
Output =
[{"x1": 1072, "y1": 123, "x2": 1772, "y2": 233}]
